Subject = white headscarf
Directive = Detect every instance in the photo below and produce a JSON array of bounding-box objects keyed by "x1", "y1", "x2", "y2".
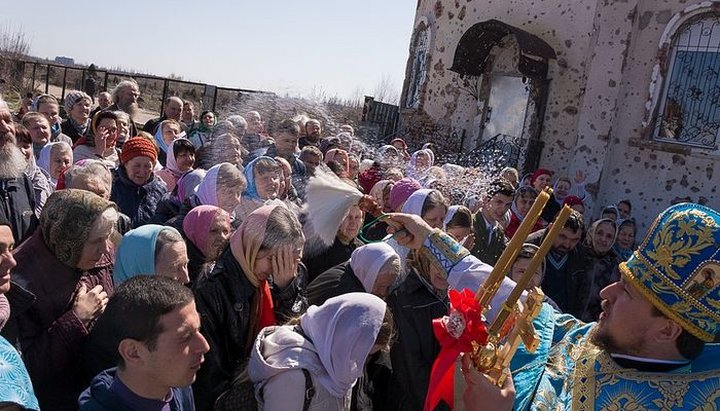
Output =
[
  {"x1": 37, "y1": 142, "x2": 71, "y2": 175},
  {"x1": 194, "y1": 163, "x2": 223, "y2": 206},
  {"x1": 401, "y1": 188, "x2": 434, "y2": 216},
  {"x1": 350, "y1": 243, "x2": 399, "y2": 293},
  {"x1": 443, "y1": 205, "x2": 461, "y2": 230},
  {"x1": 301, "y1": 293, "x2": 386, "y2": 398}
]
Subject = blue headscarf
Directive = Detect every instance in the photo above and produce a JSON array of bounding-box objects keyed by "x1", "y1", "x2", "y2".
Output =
[
  {"x1": 243, "y1": 156, "x2": 276, "y2": 201},
  {"x1": 153, "y1": 125, "x2": 170, "y2": 154},
  {"x1": 113, "y1": 224, "x2": 179, "y2": 284},
  {"x1": 0, "y1": 336, "x2": 40, "y2": 410}
]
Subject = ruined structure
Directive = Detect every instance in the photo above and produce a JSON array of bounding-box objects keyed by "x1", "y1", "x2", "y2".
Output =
[{"x1": 399, "y1": 0, "x2": 720, "y2": 230}]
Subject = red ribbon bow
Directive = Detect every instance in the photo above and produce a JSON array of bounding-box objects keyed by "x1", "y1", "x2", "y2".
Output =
[{"x1": 423, "y1": 289, "x2": 488, "y2": 411}]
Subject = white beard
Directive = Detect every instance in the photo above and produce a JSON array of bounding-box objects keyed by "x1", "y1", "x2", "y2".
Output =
[{"x1": 0, "y1": 143, "x2": 29, "y2": 179}]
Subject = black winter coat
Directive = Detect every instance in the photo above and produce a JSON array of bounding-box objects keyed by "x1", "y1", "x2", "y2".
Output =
[
  {"x1": 306, "y1": 261, "x2": 364, "y2": 306},
  {"x1": 192, "y1": 247, "x2": 308, "y2": 411},
  {"x1": 110, "y1": 166, "x2": 167, "y2": 228},
  {"x1": 302, "y1": 237, "x2": 363, "y2": 283},
  {"x1": 388, "y1": 271, "x2": 450, "y2": 411},
  {"x1": 0, "y1": 175, "x2": 38, "y2": 245}
]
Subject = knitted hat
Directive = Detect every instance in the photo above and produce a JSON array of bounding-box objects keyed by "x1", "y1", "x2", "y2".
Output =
[
  {"x1": 64, "y1": 90, "x2": 92, "y2": 114},
  {"x1": 121, "y1": 137, "x2": 158, "y2": 165},
  {"x1": 387, "y1": 177, "x2": 422, "y2": 212},
  {"x1": 563, "y1": 195, "x2": 584, "y2": 207},
  {"x1": 530, "y1": 168, "x2": 552, "y2": 186}
]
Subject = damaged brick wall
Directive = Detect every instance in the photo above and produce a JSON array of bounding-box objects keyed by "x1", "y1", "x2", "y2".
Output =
[{"x1": 400, "y1": 0, "x2": 720, "y2": 231}]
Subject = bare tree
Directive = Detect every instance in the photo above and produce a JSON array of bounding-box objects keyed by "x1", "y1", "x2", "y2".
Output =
[
  {"x1": 372, "y1": 73, "x2": 400, "y2": 105},
  {"x1": 0, "y1": 22, "x2": 31, "y2": 58}
]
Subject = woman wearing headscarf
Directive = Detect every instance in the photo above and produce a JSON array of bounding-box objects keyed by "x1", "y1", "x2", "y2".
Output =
[
  {"x1": 83, "y1": 225, "x2": 190, "y2": 379},
  {"x1": 37, "y1": 141, "x2": 73, "y2": 188},
  {"x1": 110, "y1": 137, "x2": 167, "y2": 228},
  {"x1": 386, "y1": 188, "x2": 448, "y2": 283},
  {"x1": 193, "y1": 205, "x2": 308, "y2": 411},
  {"x1": 152, "y1": 119, "x2": 183, "y2": 167},
  {"x1": 155, "y1": 138, "x2": 196, "y2": 192},
  {"x1": 306, "y1": 243, "x2": 401, "y2": 306},
  {"x1": 406, "y1": 149, "x2": 433, "y2": 181},
  {"x1": 248, "y1": 293, "x2": 395, "y2": 411},
  {"x1": 613, "y1": 218, "x2": 636, "y2": 261},
  {"x1": 236, "y1": 156, "x2": 281, "y2": 222},
  {"x1": 387, "y1": 237, "x2": 454, "y2": 411},
  {"x1": 389, "y1": 138, "x2": 410, "y2": 161},
  {"x1": 324, "y1": 148, "x2": 350, "y2": 179},
  {"x1": 578, "y1": 218, "x2": 620, "y2": 322},
  {"x1": 61, "y1": 90, "x2": 92, "y2": 143},
  {"x1": 165, "y1": 163, "x2": 245, "y2": 232},
  {"x1": 188, "y1": 110, "x2": 217, "y2": 149},
  {"x1": 8, "y1": 189, "x2": 117, "y2": 411},
  {"x1": 72, "y1": 110, "x2": 122, "y2": 168},
  {"x1": 362, "y1": 180, "x2": 395, "y2": 242},
  {"x1": 443, "y1": 205, "x2": 475, "y2": 249},
  {"x1": 112, "y1": 225, "x2": 190, "y2": 285},
  {"x1": 506, "y1": 186, "x2": 545, "y2": 240},
  {"x1": 182, "y1": 205, "x2": 232, "y2": 285}
]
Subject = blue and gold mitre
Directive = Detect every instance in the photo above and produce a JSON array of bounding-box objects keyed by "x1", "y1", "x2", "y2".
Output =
[{"x1": 619, "y1": 203, "x2": 720, "y2": 342}]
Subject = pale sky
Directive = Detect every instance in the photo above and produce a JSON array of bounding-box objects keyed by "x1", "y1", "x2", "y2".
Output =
[{"x1": 2, "y1": 0, "x2": 416, "y2": 101}]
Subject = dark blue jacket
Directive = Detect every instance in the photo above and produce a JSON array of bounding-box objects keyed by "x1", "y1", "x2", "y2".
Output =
[
  {"x1": 79, "y1": 368, "x2": 195, "y2": 411},
  {"x1": 110, "y1": 166, "x2": 167, "y2": 228}
]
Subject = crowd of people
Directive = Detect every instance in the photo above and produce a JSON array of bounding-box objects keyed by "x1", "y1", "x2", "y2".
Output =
[{"x1": 0, "y1": 77, "x2": 717, "y2": 411}]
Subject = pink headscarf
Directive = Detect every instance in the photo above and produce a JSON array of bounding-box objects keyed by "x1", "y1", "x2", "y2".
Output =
[
  {"x1": 324, "y1": 148, "x2": 350, "y2": 174},
  {"x1": 183, "y1": 205, "x2": 229, "y2": 258}
]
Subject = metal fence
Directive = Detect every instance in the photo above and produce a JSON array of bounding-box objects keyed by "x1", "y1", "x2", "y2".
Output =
[
  {"x1": 360, "y1": 96, "x2": 399, "y2": 143},
  {"x1": 4, "y1": 58, "x2": 273, "y2": 119}
]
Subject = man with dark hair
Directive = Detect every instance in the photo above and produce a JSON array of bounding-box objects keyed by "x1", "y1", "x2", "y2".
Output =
[
  {"x1": 0, "y1": 99, "x2": 38, "y2": 244},
  {"x1": 79, "y1": 276, "x2": 209, "y2": 411},
  {"x1": 299, "y1": 118, "x2": 322, "y2": 149},
  {"x1": 469, "y1": 180, "x2": 514, "y2": 265},
  {"x1": 526, "y1": 209, "x2": 590, "y2": 317},
  {"x1": 143, "y1": 96, "x2": 185, "y2": 134}
]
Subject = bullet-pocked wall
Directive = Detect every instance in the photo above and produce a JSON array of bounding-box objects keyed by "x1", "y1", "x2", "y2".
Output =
[{"x1": 399, "y1": 0, "x2": 720, "y2": 232}]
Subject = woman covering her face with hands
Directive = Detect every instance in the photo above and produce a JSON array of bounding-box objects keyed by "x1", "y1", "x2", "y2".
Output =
[{"x1": 192, "y1": 204, "x2": 308, "y2": 411}]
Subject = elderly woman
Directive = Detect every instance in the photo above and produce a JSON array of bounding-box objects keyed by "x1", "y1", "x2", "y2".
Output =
[
  {"x1": 82, "y1": 225, "x2": 191, "y2": 378},
  {"x1": 182, "y1": 205, "x2": 232, "y2": 285},
  {"x1": 248, "y1": 293, "x2": 394, "y2": 411},
  {"x1": 110, "y1": 137, "x2": 167, "y2": 228},
  {"x1": 9, "y1": 189, "x2": 117, "y2": 411},
  {"x1": 193, "y1": 204, "x2": 308, "y2": 411},
  {"x1": 579, "y1": 218, "x2": 620, "y2": 322},
  {"x1": 73, "y1": 111, "x2": 122, "y2": 168},
  {"x1": 406, "y1": 149, "x2": 433, "y2": 181},
  {"x1": 303, "y1": 204, "x2": 364, "y2": 282},
  {"x1": 61, "y1": 90, "x2": 92, "y2": 143},
  {"x1": 113, "y1": 225, "x2": 190, "y2": 285},
  {"x1": 306, "y1": 242, "x2": 401, "y2": 306},
  {"x1": 156, "y1": 138, "x2": 196, "y2": 192},
  {"x1": 37, "y1": 141, "x2": 73, "y2": 188}
]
